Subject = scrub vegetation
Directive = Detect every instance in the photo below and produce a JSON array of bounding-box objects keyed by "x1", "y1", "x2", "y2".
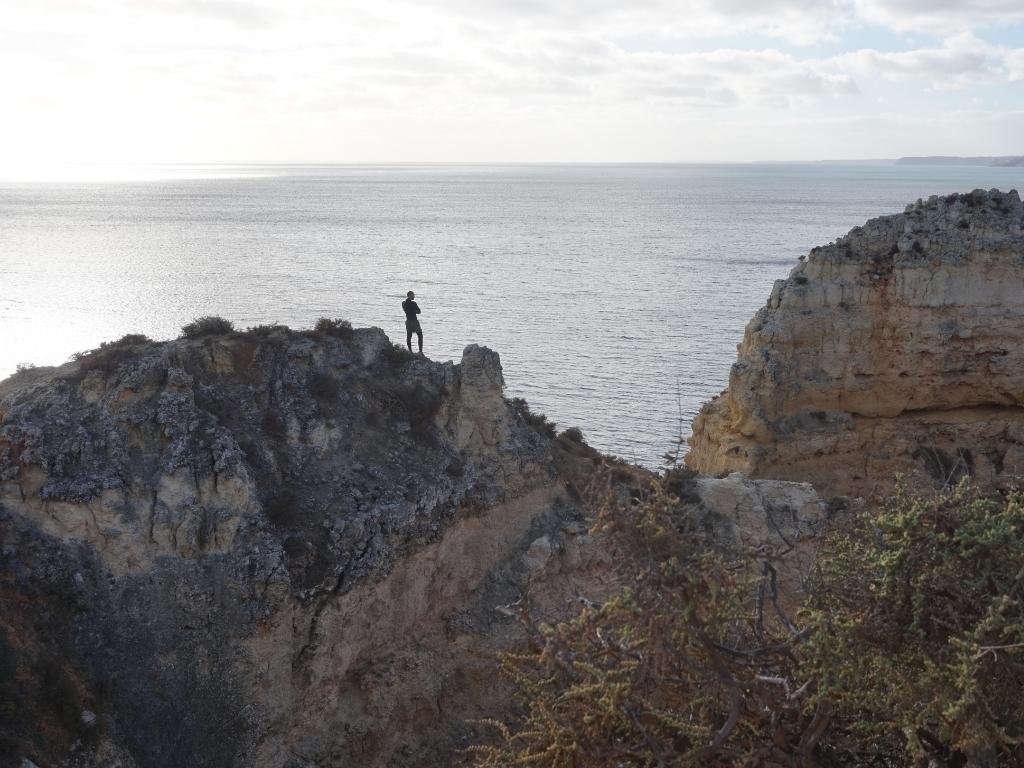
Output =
[
  {"x1": 311, "y1": 317, "x2": 355, "y2": 340},
  {"x1": 470, "y1": 477, "x2": 1024, "y2": 766},
  {"x1": 180, "y1": 316, "x2": 235, "y2": 338},
  {"x1": 66, "y1": 333, "x2": 153, "y2": 379}
]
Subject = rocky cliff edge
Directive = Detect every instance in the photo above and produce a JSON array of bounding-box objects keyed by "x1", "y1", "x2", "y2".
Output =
[
  {"x1": 0, "y1": 325, "x2": 841, "y2": 768},
  {"x1": 687, "y1": 188, "x2": 1024, "y2": 497},
  {"x1": 0, "y1": 327, "x2": 607, "y2": 767}
]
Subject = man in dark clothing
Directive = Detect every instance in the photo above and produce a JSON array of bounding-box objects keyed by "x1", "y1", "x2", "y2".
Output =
[{"x1": 402, "y1": 291, "x2": 423, "y2": 354}]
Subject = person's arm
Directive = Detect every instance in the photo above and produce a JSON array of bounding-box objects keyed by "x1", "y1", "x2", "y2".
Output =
[{"x1": 415, "y1": 302, "x2": 421, "y2": 315}]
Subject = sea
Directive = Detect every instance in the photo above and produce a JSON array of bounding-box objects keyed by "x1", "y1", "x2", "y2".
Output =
[{"x1": 2, "y1": 163, "x2": 1023, "y2": 466}]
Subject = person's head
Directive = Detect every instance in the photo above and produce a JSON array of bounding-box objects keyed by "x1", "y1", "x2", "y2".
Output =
[{"x1": 407, "y1": 291, "x2": 415, "y2": 299}]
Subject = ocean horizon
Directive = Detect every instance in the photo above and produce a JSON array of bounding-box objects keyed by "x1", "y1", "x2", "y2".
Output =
[{"x1": 3, "y1": 162, "x2": 1023, "y2": 465}]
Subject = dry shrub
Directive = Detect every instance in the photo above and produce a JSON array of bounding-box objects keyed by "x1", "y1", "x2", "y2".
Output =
[
  {"x1": 9, "y1": 363, "x2": 39, "y2": 381},
  {"x1": 559, "y1": 426, "x2": 585, "y2": 444},
  {"x1": 471, "y1": 476, "x2": 1024, "y2": 767},
  {"x1": 108, "y1": 333, "x2": 149, "y2": 346},
  {"x1": 68, "y1": 333, "x2": 152, "y2": 377},
  {"x1": 245, "y1": 323, "x2": 287, "y2": 338},
  {"x1": 470, "y1": 471, "x2": 814, "y2": 767}
]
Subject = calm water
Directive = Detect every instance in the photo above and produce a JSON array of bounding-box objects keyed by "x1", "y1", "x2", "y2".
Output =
[{"x1": 3, "y1": 163, "x2": 1023, "y2": 465}]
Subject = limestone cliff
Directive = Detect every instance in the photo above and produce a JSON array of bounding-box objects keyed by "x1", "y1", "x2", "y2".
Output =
[
  {"x1": 687, "y1": 188, "x2": 1024, "y2": 497},
  {"x1": 0, "y1": 324, "x2": 837, "y2": 768},
  {"x1": 0, "y1": 327, "x2": 615, "y2": 767}
]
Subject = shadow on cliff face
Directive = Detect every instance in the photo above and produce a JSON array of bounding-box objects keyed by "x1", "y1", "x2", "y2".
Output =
[
  {"x1": 0, "y1": 512, "x2": 90, "y2": 765},
  {"x1": 84, "y1": 560, "x2": 254, "y2": 768},
  {"x1": 1, "y1": 500, "x2": 252, "y2": 768},
  {"x1": 914, "y1": 445, "x2": 975, "y2": 486}
]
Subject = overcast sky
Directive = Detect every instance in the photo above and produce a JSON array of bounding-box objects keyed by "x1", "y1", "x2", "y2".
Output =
[{"x1": 2, "y1": 0, "x2": 1023, "y2": 164}]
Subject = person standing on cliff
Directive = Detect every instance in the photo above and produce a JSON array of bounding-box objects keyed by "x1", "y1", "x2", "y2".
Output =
[{"x1": 402, "y1": 291, "x2": 423, "y2": 354}]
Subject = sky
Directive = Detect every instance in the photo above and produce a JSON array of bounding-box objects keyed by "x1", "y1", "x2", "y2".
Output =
[{"x1": 1, "y1": 0, "x2": 1023, "y2": 164}]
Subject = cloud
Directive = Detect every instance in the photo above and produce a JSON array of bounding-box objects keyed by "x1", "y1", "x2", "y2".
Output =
[
  {"x1": 854, "y1": 0, "x2": 1024, "y2": 33},
  {"x1": 2, "y1": 0, "x2": 1017, "y2": 115},
  {"x1": 615, "y1": 49, "x2": 857, "y2": 108},
  {"x1": 2, "y1": 0, "x2": 1024, "y2": 164},
  {"x1": 1006, "y1": 48, "x2": 1024, "y2": 81},
  {"x1": 414, "y1": 0, "x2": 850, "y2": 43},
  {"x1": 835, "y1": 33, "x2": 1017, "y2": 88},
  {"x1": 325, "y1": 42, "x2": 860, "y2": 113}
]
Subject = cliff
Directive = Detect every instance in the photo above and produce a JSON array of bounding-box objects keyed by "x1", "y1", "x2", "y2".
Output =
[
  {"x1": 687, "y1": 188, "x2": 1024, "y2": 497},
  {"x1": 0, "y1": 327, "x2": 617, "y2": 767},
  {"x1": 0, "y1": 324, "x2": 838, "y2": 768}
]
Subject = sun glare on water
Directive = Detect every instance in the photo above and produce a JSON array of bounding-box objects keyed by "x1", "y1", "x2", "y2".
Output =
[{"x1": 0, "y1": 163, "x2": 269, "y2": 183}]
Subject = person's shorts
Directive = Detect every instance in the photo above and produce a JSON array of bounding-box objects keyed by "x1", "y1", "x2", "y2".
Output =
[{"x1": 405, "y1": 320, "x2": 422, "y2": 332}]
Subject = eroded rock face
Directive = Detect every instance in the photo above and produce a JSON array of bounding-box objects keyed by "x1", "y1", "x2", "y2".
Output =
[
  {"x1": 0, "y1": 328, "x2": 605, "y2": 768},
  {"x1": 0, "y1": 324, "x2": 849, "y2": 767},
  {"x1": 694, "y1": 472, "x2": 850, "y2": 612},
  {"x1": 688, "y1": 189, "x2": 1024, "y2": 497}
]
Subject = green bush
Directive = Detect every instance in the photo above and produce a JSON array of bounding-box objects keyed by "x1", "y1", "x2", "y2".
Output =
[
  {"x1": 380, "y1": 343, "x2": 413, "y2": 367},
  {"x1": 508, "y1": 397, "x2": 556, "y2": 438},
  {"x1": 313, "y1": 317, "x2": 355, "y2": 340},
  {"x1": 804, "y1": 481, "x2": 1024, "y2": 765},
  {"x1": 181, "y1": 316, "x2": 234, "y2": 338}
]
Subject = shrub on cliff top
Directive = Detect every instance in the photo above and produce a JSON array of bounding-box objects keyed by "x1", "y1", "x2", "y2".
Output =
[
  {"x1": 181, "y1": 316, "x2": 234, "y2": 338},
  {"x1": 70, "y1": 333, "x2": 151, "y2": 360},
  {"x1": 10, "y1": 363, "x2": 38, "y2": 381},
  {"x1": 559, "y1": 426, "x2": 585, "y2": 444},
  {"x1": 380, "y1": 343, "x2": 413, "y2": 367},
  {"x1": 312, "y1": 317, "x2": 355, "y2": 340},
  {"x1": 103, "y1": 333, "x2": 150, "y2": 346},
  {"x1": 508, "y1": 397, "x2": 556, "y2": 438},
  {"x1": 67, "y1": 333, "x2": 153, "y2": 377},
  {"x1": 245, "y1": 323, "x2": 287, "y2": 338}
]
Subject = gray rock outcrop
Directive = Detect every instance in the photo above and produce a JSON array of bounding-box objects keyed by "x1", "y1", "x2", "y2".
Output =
[{"x1": 0, "y1": 327, "x2": 595, "y2": 767}]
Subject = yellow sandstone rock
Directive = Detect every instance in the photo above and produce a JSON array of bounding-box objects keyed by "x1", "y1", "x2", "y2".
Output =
[{"x1": 688, "y1": 189, "x2": 1024, "y2": 498}]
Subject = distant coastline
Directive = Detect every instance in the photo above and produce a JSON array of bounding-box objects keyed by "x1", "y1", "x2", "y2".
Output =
[
  {"x1": 894, "y1": 155, "x2": 1024, "y2": 167},
  {"x1": 751, "y1": 155, "x2": 1024, "y2": 167}
]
